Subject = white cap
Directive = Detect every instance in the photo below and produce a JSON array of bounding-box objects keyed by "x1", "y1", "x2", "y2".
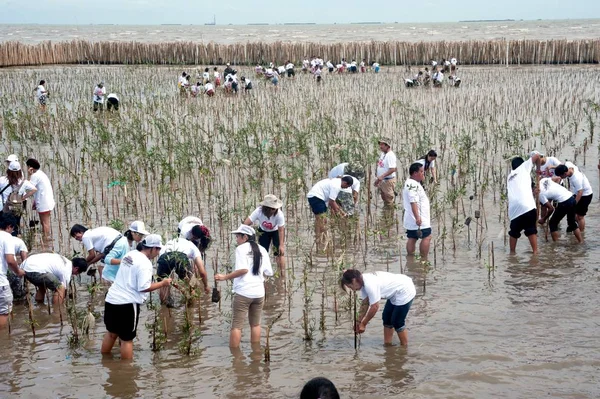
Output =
[
  {"x1": 6, "y1": 154, "x2": 18, "y2": 163},
  {"x1": 140, "y1": 234, "x2": 163, "y2": 249},
  {"x1": 129, "y1": 220, "x2": 150, "y2": 235},
  {"x1": 8, "y1": 161, "x2": 21, "y2": 171},
  {"x1": 231, "y1": 224, "x2": 255, "y2": 236}
]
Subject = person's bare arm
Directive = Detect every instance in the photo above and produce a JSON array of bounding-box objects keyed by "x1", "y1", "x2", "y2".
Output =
[
  {"x1": 539, "y1": 203, "x2": 554, "y2": 223},
  {"x1": 328, "y1": 199, "x2": 345, "y2": 216},
  {"x1": 243, "y1": 217, "x2": 252, "y2": 226},
  {"x1": 575, "y1": 189, "x2": 583, "y2": 204},
  {"x1": 432, "y1": 167, "x2": 438, "y2": 183},
  {"x1": 215, "y1": 269, "x2": 248, "y2": 281},
  {"x1": 6, "y1": 254, "x2": 24, "y2": 277},
  {"x1": 277, "y1": 226, "x2": 285, "y2": 256},
  {"x1": 353, "y1": 190, "x2": 359, "y2": 205},
  {"x1": 194, "y1": 256, "x2": 210, "y2": 293},
  {"x1": 141, "y1": 278, "x2": 172, "y2": 292},
  {"x1": 411, "y1": 202, "x2": 422, "y2": 225},
  {"x1": 375, "y1": 168, "x2": 397, "y2": 185}
]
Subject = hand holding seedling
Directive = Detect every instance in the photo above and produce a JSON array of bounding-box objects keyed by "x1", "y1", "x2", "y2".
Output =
[{"x1": 355, "y1": 321, "x2": 366, "y2": 334}]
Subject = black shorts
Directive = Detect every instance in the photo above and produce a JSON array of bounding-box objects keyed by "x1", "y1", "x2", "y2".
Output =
[
  {"x1": 509, "y1": 208, "x2": 538, "y2": 238},
  {"x1": 245, "y1": 83, "x2": 253, "y2": 91},
  {"x1": 576, "y1": 194, "x2": 592, "y2": 216},
  {"x1": 104, "y1": 302, "x2": 140, "y2": 341},
  {"x1": 258, "y1": 228, "x2": 281, "y2": 256},
  {"x1": 93, "y1": 101, "x2": 103, "y2": 111},
  {"x1": 549, "y1": 196, "x2": 578, "y2": 233},
  {"x1": 157, "y1": 251, "x2": 192, "y2": 280},
  {"x1": 329, "y1": 67, "x2": 334, "y2": 73},
  {"x1": 287, "y1": 69, "x2": 295, "y2": 77}
]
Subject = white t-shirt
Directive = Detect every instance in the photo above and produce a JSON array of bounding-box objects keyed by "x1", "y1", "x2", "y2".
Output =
[
  {"x1": 232, "y1": 242, "x2": 273, "y2": 299},
  {"x1": 107, "y1": 93, "x2": 119, "y2": 101},
  {"x1": 93, "y1": 86, "x2": 106, "y2": 103},
  {"x1": 29, "y1": 170, "x2": 55, "y2": 212},
  {"x1": 434, "y1": 72, "x2": 444, "y2": 82},
  {"x1": 36, "y1": 85, "x2": 46, "y2": 99},
  {"x1": 21, "y1": 253, "x2": 72, "y2": 288},
  {"x1": 328, "y1": 163, "x2": 348, "y2": 179},
  {"x1": 190, "y1": 85, "x2": 201, "y2": 95},
  {"x1": 105, "y1": 250, "x2": 153, "y2": 305},
  {"x1": 359, "y1": 272, "x2": 416, "y2": 306},
  {"x1": 205, "y1": 83, "x2": 214, "y2": 92},
  {"x1": 402, "y1": 178, "x2": 431, "y2": 230},
  {"x1": 249, "y1": 207, "x2": 285, "y2": 232},
  {"x1": 415, "y1": 158, "x2": 436, "y2": 170},
  {"x1": 373, "y1": 62, "x2": 380, "y2": 68},
  {"x1": 180, "y1": 220, "x2": 203, "y2": 240},
  {"x1": 540, "y1": 156, "x2": 561, "y2": 177},
  {"x1": 178, "y1": 76, "x2": 186, "y2": 86},
  {"x1": 326, "y1": 61, "x2": 334, "y2": 69},
  {"x1": 160, "y1": 237, "x2": 201, "y2": 262},
  {"x1": 13, "y1": 237, "x2": 28, "y2": 256},
  {"x1": 202, "y1": 72, "x2": 210, "y2": 80},
  {"x1": 0, "y1": 179, "x2": 36, "y2": 208},
  {"x1": 81, "y1": 226, "x2": 121, "y2": 253},
  {"x1": 307, "y1": 178, "x2": 343, "y2": 204},
  {"x1": 539, "y1": 178, "x2": 574, "y2": 205},
  {"x1": 377, "y1": 151, "x2": 397, "y2": 178},
  {"x1": 450, "y1": 58, "x2": 457, "y2": 65},
  {"x1": 566, "y1": 165, "x2": 593, "y2": 196},
  {"x1": 507, "y1": 158, "x2": 536, "y2": 220},
  {"x1": 286, "y1": 63, "x2": 294, "y2": 70},
  {"x1": 0, "y1": 230, "x2": 16, "y2": 287}
]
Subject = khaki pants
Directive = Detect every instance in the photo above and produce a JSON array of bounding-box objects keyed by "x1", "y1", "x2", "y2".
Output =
[
  {"x1": 379, "y1": 178, "x2": 397, "y2": 205},
  {"x1": 232, "y1": 294, "x2": 264, "y2": 330}
]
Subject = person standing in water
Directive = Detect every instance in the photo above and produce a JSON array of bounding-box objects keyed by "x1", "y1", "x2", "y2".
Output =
[
  {"x1": 507, "y1": 151, "x2": 541, "y2": 254},
  {"x1": 403, "y1": 163, "x2": 432, "y2": 258},
  {"x1": 537, "y1": 176, "x2": 583, "y2": 243},
  {"x1": 34, "y1": 80, "x2": 49, "y2": 111},
  {"x1": 375, "y1": 138, "x2": 397, "y2": 207},
  {"x1": 341, "y1": 269, "x2": 416, "y2": 346},
  {"x1": 26, "y1": 158, "x2": 55, "y2": 244},
  {"x1": 555, "y1": 162, "x2": 593, "y2": 232},
  {"x1": 93, "y1": 82, "x2": 106, "y2": 112}
]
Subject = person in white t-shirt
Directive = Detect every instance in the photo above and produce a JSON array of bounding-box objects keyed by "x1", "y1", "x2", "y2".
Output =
[
  {"x1": 537, "y1": 177, "x2": 583, "y2": 243},
  {"x1": 213, "y1": 67, "x2": 222, "y2": 87},
  {"x1": 416, "y1": 149, "x2": 438, "y2": 184},
  {"x1": 0, "y1": 215, "x2": 25, "y2": 329},
  {"x1": 244, "y1": 194, "x2": 286, "y2": 274},
  {"x1": 341, "y1": 269, "x2": 416, "y2": 346},
  {"x1": 34, "y1": 80, "x2": 49, "y2": 111},
  {"x1": 215, "y1": 225, "x2": 273, "y2": 348},
  {"x1": 507, "y1": 152, "x2": 542, "y2": 254},
  {"x1": 307, "y1": 177, "x2": 353, "y2": 216},
  {"x1": 102, "y1": 234, "x2": 172, "y2": 360},
  {"x1": 190, "y1": 81, "x2": 202, "y2": 97},
  {"x1": 21, "y1": 254, "x2": 88, "y2": 305},
  {"x1": 375, "y1": 138, "x2": 397, "y2": 206},
  {"x1": 285, "y1": 61, "x2": 295, "y2": 78},
  {"x1": 433, "y1": 70, "x2": 444, "y2": 87},
  {"x1": 106, "y1": 93, "x2": 119, "y2": 111},
  {"x1": 539, "y1": 155, "x2": 562, "y2": 177},
  {"x1": 25, "y1": 158, "x2": 55, "y2": 244},
  {"x1": 70, "y1": 224, "x2": 122, "y2": 281},
  {"x1": 93, "y1": 82, "x2": 106, "y2": 112},
  {"x1": 241, "y1": 76, "x2": 252, "y2": 93},
  {"x1": 328, "y1": 163, "x2": 364, "y2": 214},
  {"x1": 555, "y1": 162, "x2": 593, "y2": 232},
  {"x1": 403, "y1": 163, "x2": 432, "y2": 258},
  {"x1": 7, "y1": 236, "x2": 28, "y2": 300},
  {"x1": 372, "y1": 62, "x2": 380, "y2": 73}
]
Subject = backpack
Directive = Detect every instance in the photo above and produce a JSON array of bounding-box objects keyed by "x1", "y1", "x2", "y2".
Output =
[{"x1": 3, "y1": 181, "x2": 25, "y2": 216}]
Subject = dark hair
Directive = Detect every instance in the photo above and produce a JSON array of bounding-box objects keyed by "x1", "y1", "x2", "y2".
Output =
[
  {"x1": 300, "y1": 377, "x2": 340, "y2": 399},
  {"x1": 70, "y1": 224, "x2": 88, "y2": 237},
  {"x1": 409, "y1": 162, "x2": 424, "y2": 176},
  {"x1": 511, "y1": 157, "x2": 525, "y2": 171},
  {"x1": 191, "y1": 225, "x2": 212, "y2": 252},
  {"x1": 340, "y1": 269, "x2": 364, "y2": 290},
  {"x1": 246, "y1": 235, "x2": 262, "y2": 276},
  {"x1": 213, "y1": 67, "x2": 217, "y2": 71},
  {"x1": 6, "y1": 169, "x2": 22, "y2": 186},
  {"x1": 0, "y1": 214, "x2": 18, "y2": 230},
  {"x1": 341, "y1": 176, "x2": 354, "y2": 186},
  {"x1": 72, "y1": 257, "x2": 89, "y2": 273},
  {"x1": 39, "y1": 80, "x2": 45, "y2": 85},
  {"x1": 261, "y1": 206, "x2": 277, "y2": 218},
  {"x1": 204, "y1": 67, "x2": 209, "y2": 72},
  {"x1": 124, "y1": 229, "x2": 134, "y2": 241},
  {"x1": 418, "y1": 150, "x2": 438, "y2": 170},
  {"x1": 25, "y1": 158, "x2": 40, "y2": 170},
  {"x1": 555, "y1": 164, "x2": 568, "y2": 177}
]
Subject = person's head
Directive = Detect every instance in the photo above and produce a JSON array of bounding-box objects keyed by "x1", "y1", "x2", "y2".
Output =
[
  {"x1": 204, "y1": 67, "x2": 209, "y2": 72},
  {"x1": 378, "y1": 138, "x2": 391, "y2": 152},
  {"x1": 190, "y1": 224, "x2": 212, "y2": 252},
  {"x1": 555, "y1": 164, "x2": 569, "y2": 178},
  {"x1": 425, "y1": 149, "x2": 438, "y2": 162},
  {"x1": 39, "y1": 80, "x2": 45, "y2": 86},
  {"x1": 241, "y1": 76, "x2": 246, "y2": 82},
  {"x1": 409, "y1": 163, "x2": 425, "y2": 181},
  {"x1": 0, "y1": 213, "x2": 17, "y2": 233},
  {"x1": 136, "y1": 234, "x2": 163, "y2": 259},
  {"x1": 25, "y1": 158, "x2": 40, "y2": 174},
  {"x1": 511, "y1": 157, "x2": 525, "y2": 171},
  {"x1": 340, "y1": 269, "x2": 364, "y2": 291},
  {"x1": 181, "y1": 72, "x2": 186, "y2": 76},
  {"x1": 71, "y1": 257, "x2": 89, "y2": 275},
  {"x1": 231, "y1": 224, "x2": 261, "y2": 275},
  {"x1": 214, "y1": 66, "x2": 218, "y2": 71},
  {"x1": 300, "y1": 377, "x2": 340, "y2": 399},
  {"x1": 7, "y1": 161, "x2": 23, "y2": 185},
  {"x1": 260, "y1": 194, "x2": 283, "y2": 217},
  {"x1": 70, "y1": 224, "x2": 88, "y2": 241},
  {"x1": 128, "y1": 220, "x2": 150, "y2": 243},
  {"x1": 340, "y1": 176, "x2": 354, "y2": 189},
  {"x1": 98, "y1": 82, "x2": 104, "y2": 88}
]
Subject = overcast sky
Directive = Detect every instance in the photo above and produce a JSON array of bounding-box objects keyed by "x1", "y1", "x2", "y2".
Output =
[{"x1": 0, "y1": 0, "x2": 598, "y2": 24}]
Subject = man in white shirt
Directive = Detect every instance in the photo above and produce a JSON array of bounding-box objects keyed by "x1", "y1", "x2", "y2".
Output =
[
  {"x1": 538, "y1": 177, "x2": 583, "y2": 243},
  {"x1": 70, "y1": 224, "x2": 122, "y2": 280},
  {"x1": 539, "y1": 155, "x2": 562, "y2": 177},
  {"x1": 25, "y1": 158, "x2": 55, "y2": 246},
  {"x1": 93, "y1": 82, "x2": 106, "y2": 112},
  {"x1": 21, "y1": 254, "x2": 88, "y2": 305},
  {"x1": 328, "y1": 163, "x2": 364, "y2": 215},
  {"x1": 555, "y1": 162, "x2": 593, "y2": 232},
  {"x1": 507, "y1": 152, "x2": 542, "y2": 254},
  {"x1": 403, "y1": 163, "x2": 432, "y2": 258},
  {"x1": 307, "y1": 177, "x2": 353, "y2": 245},
  {"x1": 0, "y1": 215, "x2": 24, "y2": 329},
  {"x1": 375, "y1": 138, "x2": 397, "y2": 207},
  {"x1": 106, "y1": 93, "x2": 119, "y2": 111}
]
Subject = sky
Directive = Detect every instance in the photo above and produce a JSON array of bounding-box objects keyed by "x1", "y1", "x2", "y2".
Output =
[{"x1": 0, "y1": 0, "x2": 598, "y2": 25}]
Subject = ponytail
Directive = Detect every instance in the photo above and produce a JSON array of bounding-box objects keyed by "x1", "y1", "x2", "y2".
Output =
[{"x1": 247, "y1": 235, "x2": 262, "y2": 276}]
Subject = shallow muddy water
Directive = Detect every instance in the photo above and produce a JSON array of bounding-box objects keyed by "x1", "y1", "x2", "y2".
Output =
[{"x1": 0, "y1": 65, "x2": 599, "y2": 398}]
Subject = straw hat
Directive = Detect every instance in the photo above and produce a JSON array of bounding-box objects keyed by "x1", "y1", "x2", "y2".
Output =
[
  {"x1": 260, "y1": 194, "x2": 283, "y2": 209},
  {"x1": 378, "y1": 138, "x2": 392, "y2": 147}
]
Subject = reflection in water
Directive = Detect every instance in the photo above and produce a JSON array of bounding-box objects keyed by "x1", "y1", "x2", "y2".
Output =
[{"x1": 101, "y1": 357, "x2": 141, "y2": 399}]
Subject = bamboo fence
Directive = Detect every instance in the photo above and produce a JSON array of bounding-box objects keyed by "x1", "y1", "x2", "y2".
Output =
[{"x1": 0, "y1": 39, "x2": 599, "y2": 67}]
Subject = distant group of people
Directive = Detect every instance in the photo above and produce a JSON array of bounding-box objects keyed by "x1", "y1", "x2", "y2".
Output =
[{"x1": 405, "y1": 57, "x2": 461, "y2": 88}]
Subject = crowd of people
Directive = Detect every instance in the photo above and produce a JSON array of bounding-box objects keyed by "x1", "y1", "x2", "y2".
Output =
[{"x1": 405, "y1": 57, "x2": 461, "y2": 88}]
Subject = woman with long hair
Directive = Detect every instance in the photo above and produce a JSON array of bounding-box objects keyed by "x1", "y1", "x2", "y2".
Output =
[
  {"x1": 416, "y1": 149, "x2": 438, "y2": 184},
  {"x1": 215, "y1": 225, "x2": 273, "y2": 348}
]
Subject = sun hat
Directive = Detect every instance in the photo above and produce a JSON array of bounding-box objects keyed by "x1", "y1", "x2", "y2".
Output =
[
  {"x1": 6, "y1": 154, "x2": 18, "y2": 163},
  {"x1": 378, "y1": 138, "x2": 392, "y2": 146},
  {"x1": 8, "y1": 161, "x2": 21, "y2": 171},
  {"x1": 260, "y1": 194, "x2": 283, "y2": 209},
  {"x1": 231, "y1": 225, "x2": 256, "y2": 236},
  {"x1": 129, "y1": 220, "x2": 150, "y2": 235},
  {"x1": 141, "y1": 234, "x2": 163, "y2": 249}
]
